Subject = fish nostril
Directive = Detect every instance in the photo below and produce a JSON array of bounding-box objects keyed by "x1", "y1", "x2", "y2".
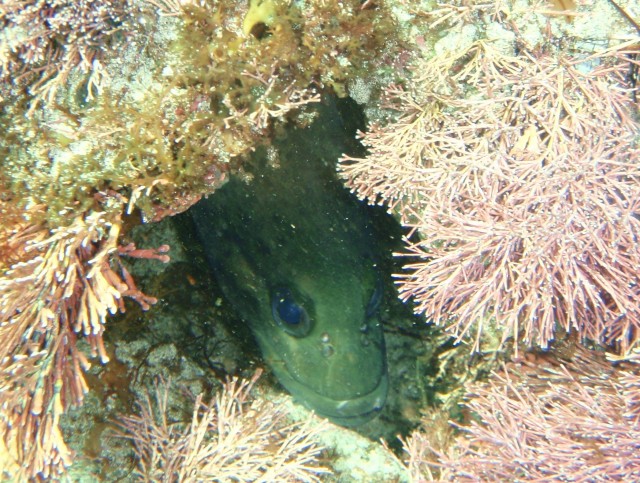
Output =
[
  {"x1": 320, "y1": 332, "x2": 334, "y2": 357},
  {"x1": 322, "y1": 345, "x2": 335, "y2": 357}
]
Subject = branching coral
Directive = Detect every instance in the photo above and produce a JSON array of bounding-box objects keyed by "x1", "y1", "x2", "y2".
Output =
[
  {"x1": 116, "y1": 371, "x2": 330, "y2": 482},
  {"x1": 0, "y1": 208, "x2": 169, "y2": 478},
  {"x1": 336, "y1": 4, "x2": 640, "y2": 480},
  {"x1": 340, "y1": 35, "x2": 640, "y2": 355},
  {"x1": 402, "y1": 347, "x2": 640, "y2": 481}
]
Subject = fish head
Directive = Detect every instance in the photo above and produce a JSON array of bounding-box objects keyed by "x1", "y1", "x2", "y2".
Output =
[{"x1": 252, "y1": 263, "x2": 388, "y2": 426}]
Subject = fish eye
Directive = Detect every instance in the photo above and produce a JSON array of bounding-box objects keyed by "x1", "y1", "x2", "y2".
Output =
[
  {"x1": 366, "y1": 278, "x2": 383, "y2": 318},
  {"x1": 271, "y1": 288, "x2": 312, "y2": 337}
]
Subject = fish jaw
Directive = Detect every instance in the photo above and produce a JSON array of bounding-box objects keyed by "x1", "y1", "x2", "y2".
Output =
[{"x1": 266, "y1": 347, "x2": 388, "y2": 426}]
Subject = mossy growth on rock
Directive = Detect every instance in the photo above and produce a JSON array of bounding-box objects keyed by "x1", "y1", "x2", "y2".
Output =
[{"x1": 1, "y1": 0, "x2": 402, "y2": 230}]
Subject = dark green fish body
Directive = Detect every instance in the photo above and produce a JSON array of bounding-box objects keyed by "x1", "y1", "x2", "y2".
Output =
[{"x1": 192, "y1": 103, "x2": 387, "y2": 425}]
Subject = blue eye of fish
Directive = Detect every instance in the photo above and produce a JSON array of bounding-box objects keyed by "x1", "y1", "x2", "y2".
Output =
[
  {"x1": 272, "y1": 288, "x2": 312, "y2": 337},
  {"x1": 366, "y1": 279, "x2": 383, "y2": 318}
]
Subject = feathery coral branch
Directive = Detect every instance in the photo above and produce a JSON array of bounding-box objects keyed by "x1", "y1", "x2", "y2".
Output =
[
  {"x1": 0, "y1": 210, "x2": 168, "y2": 478},
  {"x1": 340, "y1": 40, "x2": 640, "y2": 355},
  {"x1": 403, "y1": 347, "x2": 640, "y2": 481},
  {"x1": 116, "y1": 372, "x2": 330, "y2": 482}
]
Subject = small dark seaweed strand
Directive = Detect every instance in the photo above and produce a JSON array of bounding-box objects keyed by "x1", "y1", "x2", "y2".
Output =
[
  {"x1": 607, "y1": 1, "x2": 640, "y2": 102},
  {"x1": 607, "y1": 0, "x2": 640, "y2": 33}
]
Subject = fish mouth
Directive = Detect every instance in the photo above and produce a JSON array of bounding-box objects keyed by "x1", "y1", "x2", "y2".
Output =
[
  {"x1": 313, "y1": 373, "x2": 388, "y2": 426},
  {"x1": 270, "y1": 357, "x2": 389, "y2": 426}
]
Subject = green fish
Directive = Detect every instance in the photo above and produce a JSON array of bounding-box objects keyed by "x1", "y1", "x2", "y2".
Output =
[{"x1": 192, "y1": 101, "x2": 387, "y2": 426}]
